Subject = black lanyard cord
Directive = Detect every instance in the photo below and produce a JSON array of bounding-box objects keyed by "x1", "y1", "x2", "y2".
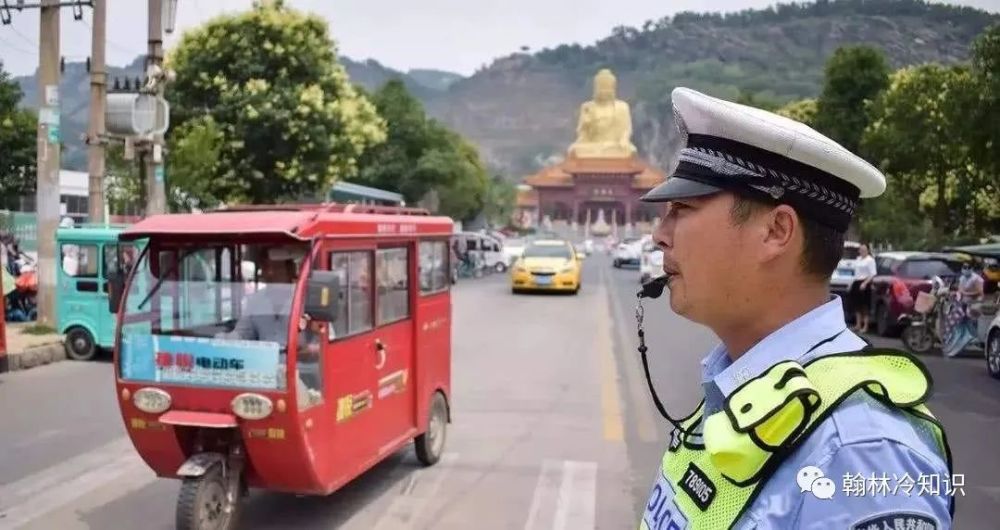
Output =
[
  {"x1": 636, "y1": 276, "x2": 701, "y2": 437},
  {"x1": 636, "y1": 275, "x2": 849, "y2": 440}
]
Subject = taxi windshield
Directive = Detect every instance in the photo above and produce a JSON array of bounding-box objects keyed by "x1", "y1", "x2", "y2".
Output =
[
  {"x1": 523, "y1": 244, "x2": 573, "y2": 259},
  {"x1": 118, "y1": 240, "x2": 317, "y2": 395}
]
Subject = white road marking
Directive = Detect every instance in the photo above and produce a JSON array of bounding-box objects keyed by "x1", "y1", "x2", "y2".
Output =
[
  {"x1": 525, "y1": 460, "x2": 597, "y2": 530},
  {"x1": 11, "y1": 429, "x2": 66, "y2": 451},
  {"x1": 370, "y1": 453, "x2": 460, "y2": 530},
  {"x1": 555, "y1": 461, "x2": 597, "y2": 530},
  {"x1": 0, "y1": 437, "x2": 157, "y2": 530}
]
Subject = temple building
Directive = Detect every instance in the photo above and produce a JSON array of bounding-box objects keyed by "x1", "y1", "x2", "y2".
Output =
[{"x1": 514, "y1": 68, "x2": 666, "y2": 236}]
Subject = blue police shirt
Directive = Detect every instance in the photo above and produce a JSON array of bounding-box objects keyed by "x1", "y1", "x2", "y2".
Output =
[{"x1": 699, "y1": 297, "x2": 953, "y2": 530}]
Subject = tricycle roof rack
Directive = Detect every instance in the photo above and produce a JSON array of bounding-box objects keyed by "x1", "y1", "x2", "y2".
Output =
[{"x1": 209, "y1": 202, "x2": 430, "y2": 217}]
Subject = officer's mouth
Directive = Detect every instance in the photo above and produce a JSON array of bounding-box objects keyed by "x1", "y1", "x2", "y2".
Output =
[{"x1": 662, "y1": 260, "x2": 680, "y2": 283}]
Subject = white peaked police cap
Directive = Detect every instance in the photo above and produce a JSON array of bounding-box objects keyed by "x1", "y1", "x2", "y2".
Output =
[{"x1": 641, "y1": 87, "x2": 887, "y2": 232}]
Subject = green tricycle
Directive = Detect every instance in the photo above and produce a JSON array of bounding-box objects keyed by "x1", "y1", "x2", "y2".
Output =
[{"x1": 56, "y1": 224, "x2": 138, "y2": 360}]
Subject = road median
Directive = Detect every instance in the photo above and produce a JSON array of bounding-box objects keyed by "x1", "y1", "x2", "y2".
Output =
[{"x1": 0, "y1": 323, "x2": 66, "y2": 373}]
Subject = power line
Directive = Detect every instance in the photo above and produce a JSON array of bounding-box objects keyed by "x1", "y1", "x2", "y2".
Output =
[
  {"x1": 0, "y1": 36, "x2": 35, "y2": 56},
  {"x1": 5, "y1": 24, "x2": 38, "y2": 51},
  {"x1": 80, "y1": 17, "x2": 134, "y2": 56}
]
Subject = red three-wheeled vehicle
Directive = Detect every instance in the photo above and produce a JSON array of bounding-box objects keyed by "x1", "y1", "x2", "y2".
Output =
[{"x1": 110, "y1": 204, "x2": 454, "y2": 530}]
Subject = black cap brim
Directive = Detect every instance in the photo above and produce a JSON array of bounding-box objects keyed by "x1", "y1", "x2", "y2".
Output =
[{"x1": 640, "y1": 176, "x2": 723, "y2": 203}]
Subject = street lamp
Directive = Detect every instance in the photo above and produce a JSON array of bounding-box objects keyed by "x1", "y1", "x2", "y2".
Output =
[{"x1": 162, "y1": 0, "x2": 177, "y2": 34}]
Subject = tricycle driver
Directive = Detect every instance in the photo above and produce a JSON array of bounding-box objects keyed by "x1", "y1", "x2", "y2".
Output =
[{"x1": 219, "y1": 245, "x2": 323, "y2": 406}]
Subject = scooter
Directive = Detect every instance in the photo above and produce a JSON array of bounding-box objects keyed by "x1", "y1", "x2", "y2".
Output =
[{"x1": 900, "y1": 276, "x2": 949, "y2": 354}]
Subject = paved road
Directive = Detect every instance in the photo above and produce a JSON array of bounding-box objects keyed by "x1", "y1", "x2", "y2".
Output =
[{"x1": 0, "y1": 254, "x2": 997, "y2": 529}]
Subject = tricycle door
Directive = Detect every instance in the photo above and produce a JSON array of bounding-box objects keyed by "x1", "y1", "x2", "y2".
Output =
[
  {"x1": 371, "y1": 246, "x2": 417, "y2": 446},
  {"x1": 306, "y1": 245, "x2": 385, "y2": 482},
  {"x1": 58, "y1": 240, "x2": 104, "y2": 336}
]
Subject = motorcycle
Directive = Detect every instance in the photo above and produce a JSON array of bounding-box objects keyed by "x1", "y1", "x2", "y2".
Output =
[
  {"x1": 4, "y1": 248, "x2": 38, "y2": 322},
  {"x1": 901, "y1": 276, "x2": 950, "y2": 354}
]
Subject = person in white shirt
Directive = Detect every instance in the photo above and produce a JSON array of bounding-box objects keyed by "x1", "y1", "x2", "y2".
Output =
[{"x1": 849, "y1": 243, "x2": 878, "y2": 333}]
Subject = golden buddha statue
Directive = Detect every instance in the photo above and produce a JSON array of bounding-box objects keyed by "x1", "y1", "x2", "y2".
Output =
[{"x1": 568, "y1": 69, "x2": 637, "y2": 159}]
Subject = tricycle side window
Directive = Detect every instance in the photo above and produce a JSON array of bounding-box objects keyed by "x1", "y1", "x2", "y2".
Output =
[
  {"x1": 61, "y1": 243, "x2": 99, "y2": 278},
  {"x1": 327, "y1": 250, "x2": 374, "y2": 340},
  {"x1": 419, "y1": 240, "x2": 449, "y2": 295},
  {"x1": 376, "y1": 247, "x2": 410, "y2": 325},
  {"x1": 103, "y1": 243, "x2": 137, "y2": 279}
]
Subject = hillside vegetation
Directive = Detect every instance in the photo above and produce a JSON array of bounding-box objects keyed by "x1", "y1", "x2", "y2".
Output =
[{"x1": 427, "y1": 0, "x2": 998, "y2": 175}]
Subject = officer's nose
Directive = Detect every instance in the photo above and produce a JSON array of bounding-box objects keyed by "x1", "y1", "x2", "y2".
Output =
[{"x1": 653, "y1": 204, "x2": 675, "y2": 251}]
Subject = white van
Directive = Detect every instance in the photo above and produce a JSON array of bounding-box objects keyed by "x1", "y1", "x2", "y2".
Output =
[
  {"x1": 830, "y1": 241, "x2": 862, "y2": 302},
  {"x1": 455, "y1": 232, "x2": 507, "y2": 273}
]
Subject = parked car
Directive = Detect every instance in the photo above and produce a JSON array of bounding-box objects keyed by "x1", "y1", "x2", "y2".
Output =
[
  {"x1": 640, "y1": 240, "x2": 664, "y2": 284},
  {"x1": 869, "y1": 252, "x2": 964, "y2": 337},
  {"x1": 986, "y1": 306, "x2": 1000, "y2": 379},
  {"x1": 454, "y1": 232, "x2": 508, "y2": 273},
  {"x1": 613, "y1": 236, "x2": 649, "y2": 268},
  {"x1": 830, "y1": 241, "x2": 861, "y2": 309},
  {"x1": 503, "y1": 238, "x2": 527, "y2": 266}
]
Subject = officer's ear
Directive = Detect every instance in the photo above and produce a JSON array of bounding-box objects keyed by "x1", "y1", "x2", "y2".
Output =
[{"x1": 758, "y1": 204, "x2": 798, "y2": 263}]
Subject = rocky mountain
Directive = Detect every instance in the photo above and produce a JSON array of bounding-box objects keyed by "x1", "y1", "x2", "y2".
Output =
[
  {"x1": 16, "y1": 0, "x2": 999, "y2": 179},
  {"x1": 425, "y1": 0, "x2": 1000, "y2": 177}
]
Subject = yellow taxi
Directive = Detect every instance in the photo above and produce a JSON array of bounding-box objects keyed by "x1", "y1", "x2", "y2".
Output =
[{"x1": 510, "y1": 239, "x2": 582, "y2": 294}]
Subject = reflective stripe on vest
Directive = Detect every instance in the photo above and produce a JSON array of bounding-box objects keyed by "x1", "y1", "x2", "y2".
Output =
[{"x1": 639, "y1": 349, "x2": 952, "y2": 530}]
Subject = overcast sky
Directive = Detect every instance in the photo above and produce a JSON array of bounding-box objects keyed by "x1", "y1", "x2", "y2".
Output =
[{"x1": 1, "y1": 0, "x2": 998, "y2": 77}]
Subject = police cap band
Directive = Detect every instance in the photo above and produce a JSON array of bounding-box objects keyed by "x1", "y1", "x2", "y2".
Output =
[{"x1": 641, "y1": 87, "x2": 888, "y2": 232}]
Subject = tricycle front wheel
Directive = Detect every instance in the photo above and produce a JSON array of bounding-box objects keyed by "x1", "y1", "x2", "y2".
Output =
[{"x1": 176, "y1": 465, "x2": 242, "y2": 530}]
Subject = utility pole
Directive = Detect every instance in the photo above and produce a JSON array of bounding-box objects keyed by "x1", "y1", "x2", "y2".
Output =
[
  {"x1": 35, "y1": 0, "x2": 61, "y2": 326},
  {"x1": 144, "y1": 0, "x2": 167, "y2": 215},
  {"x1": 87, "y1": 0, "x2": 107, "y2": 224}
]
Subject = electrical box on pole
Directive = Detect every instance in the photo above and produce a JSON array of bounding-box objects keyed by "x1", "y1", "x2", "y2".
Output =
[{"x1": 105, "y1": 93, "x2": 169, "y2": 138}]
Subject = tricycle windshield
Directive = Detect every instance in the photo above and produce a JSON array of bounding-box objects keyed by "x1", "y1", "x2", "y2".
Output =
[{"x1": 117, "y1": 240, "x2": 321, "y2": 402}]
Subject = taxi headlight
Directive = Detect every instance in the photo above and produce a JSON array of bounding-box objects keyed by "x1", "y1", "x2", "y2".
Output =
[
  {"x1": 560, "y1": 266, "x2": 575, "y2": 273},
  {"x1": 133, "y1": 387, "x2": 171, "y2": 414},
  {"x1": 231, "y1": 393, "x2": 273, "y2": 421}
]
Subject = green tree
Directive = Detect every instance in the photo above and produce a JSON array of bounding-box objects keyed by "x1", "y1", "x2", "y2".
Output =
[
  {"x1": 482, "y1": 175, "x2": 516, "y2": 227},
  {"x1": 105, "y1": 145, "x2": 143, "y2": 217},
  {"x1": 0, "y1": 61, "x2": 36, "y2": 206},
  {"x1": 814, "y1": 46, "x2": 890, "y2": 153},
  {"x1": 356, "y1": 79, "x2": 490, "y2": 220},
  {"x1": 165, "y1": 0, "x2": 385, "y2": 204},
  {"x1": 775, "y1": 98, "x2": 818, "y2": 127},
  {"x1": 862, "y1": 64, "x2": 996, "y2": 247},
  {"x1": 166, "y1": 116, "x2": 226, "y2": 211},
  {"x1": 970, "y1": 24, "x2": 1000, "y2": 179}
]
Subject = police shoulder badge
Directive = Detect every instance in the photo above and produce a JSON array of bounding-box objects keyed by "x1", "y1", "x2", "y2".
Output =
[{"x1": 850, "y1": 511, "x2": 938, "y2": 530}]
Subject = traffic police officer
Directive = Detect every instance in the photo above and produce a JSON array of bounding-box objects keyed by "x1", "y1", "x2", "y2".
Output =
[{"x1": 636, "y1": 88, "x2": 953, "y2": 530}]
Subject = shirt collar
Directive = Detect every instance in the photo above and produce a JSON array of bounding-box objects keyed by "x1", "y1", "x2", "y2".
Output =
[{"x1": 702, "y1": 297, "x2": 849, "y2": 400}]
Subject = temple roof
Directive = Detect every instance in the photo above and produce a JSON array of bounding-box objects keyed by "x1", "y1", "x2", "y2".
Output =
[
  {"x1": 515, "y1": 188, "x2": 539, "y2": 208},
  {"x1": 523, "y1": 156, "x2": 667, "y2": 190}
]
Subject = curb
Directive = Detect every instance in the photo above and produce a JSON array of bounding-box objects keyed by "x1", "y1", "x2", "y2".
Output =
[{"x1": 0, "y1": 342, "x2": 67, "y2": 374}]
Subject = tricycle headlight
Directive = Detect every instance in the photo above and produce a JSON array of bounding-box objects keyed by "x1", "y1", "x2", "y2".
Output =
[
  {"x1": 133, "y1": 387, "x2": 171, "y2": 414},
  {"x1": 231, "y1": 393, "x2": 273, "y2": 421}
]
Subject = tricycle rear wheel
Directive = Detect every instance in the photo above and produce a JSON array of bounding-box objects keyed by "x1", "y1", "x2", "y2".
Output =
[
  {"x1": 415, "y1": 392, "x2": 448, "y2": 466},
  {"x1": 176, "y1": 465, "x2": 241, "y2": 530}
]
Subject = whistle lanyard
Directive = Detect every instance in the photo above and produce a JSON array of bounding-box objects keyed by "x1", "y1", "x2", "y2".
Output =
[
  {"x1": 635, "y1": 288, "x2": 847, "y2": 439},
  {"x1": 635, "y1": 293, "x2": 701, "y2": 437}
]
